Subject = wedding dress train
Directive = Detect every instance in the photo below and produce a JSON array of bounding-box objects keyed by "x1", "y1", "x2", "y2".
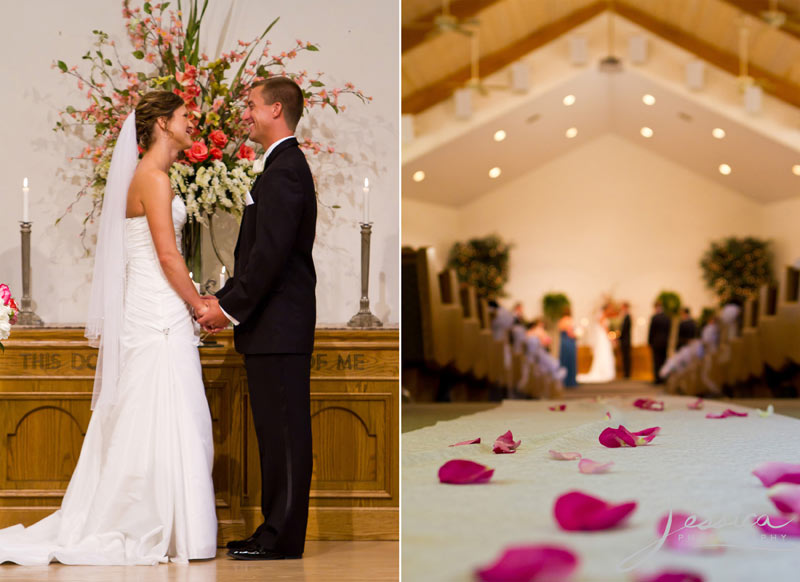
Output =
[
  {"x1": 0, "y1": 197, "x2": 217, "y2": 565},
  {"x1": 576, "y1": 315, "x2": 616, "y2": 384}
]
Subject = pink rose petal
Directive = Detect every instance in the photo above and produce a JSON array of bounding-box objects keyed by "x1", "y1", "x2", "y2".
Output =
[
  {"x1": 767, "y1": 483, "x2": 800, "y2": 514},
  {"x1": 656, "y1": 512, "x2": 721, "y2": 553},
  {"x1": 755, "y1": 514, "x2": 800, "y2": 537},
  {"x1": 605, "y1": 411, "x2": 611, "y2": 420},
  {"x1": 753, "y1": 461, "x2": 800, "y2": 487},
  {"x1": 554, "y1": 490, "x2": 637, "y2": 531},
  {"x1": 635, "y1": 570, "x2": 705, "y2": 582},
  {"x1": 549, "y1": 404, "x2": 567, "y2": 411},
  {"x1": 705, "y1": 408, "x2": 748, "y2": 419},
  {"x1": 476, "y1": 544, "x2": 579, "y2": 582},
  {"x1": 687, "y1": 398, "x2": 704, "y2": 410},
  {"x1": 634, "y1": 398, "x2": 665, "y2": 411},
  {"x1": 438, "y1": 459, "x2": 494, "y2": 484},
  {"x1": 493, "y1": 430, "x2": 521, "y2": 454},
  {"x1": 578, "y1": 459, "x2": 614, "y2": 474},
  {"x1": 449, "y1": 437, "x2": 481, "y2": 447},
  {"x1": 599, "y1": 425, "x2": 659, "y2": 447},
  {"x1": 549, "y1": 450, "x2": 582, "y2": 461}
]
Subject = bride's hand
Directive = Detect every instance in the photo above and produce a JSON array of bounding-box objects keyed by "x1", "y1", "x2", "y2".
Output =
[{"x1": 192, "y1": 300, "x2": 209, "y2": 319}]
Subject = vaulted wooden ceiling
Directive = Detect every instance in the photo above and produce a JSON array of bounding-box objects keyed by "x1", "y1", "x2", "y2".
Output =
[{"x1": 402, "y1": 0, "x2": 800, "y2": 114}]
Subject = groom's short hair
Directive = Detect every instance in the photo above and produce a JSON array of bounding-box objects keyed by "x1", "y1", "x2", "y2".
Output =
[{"x1": 255, "y1": 77, "x2": 304, "y2": 131}]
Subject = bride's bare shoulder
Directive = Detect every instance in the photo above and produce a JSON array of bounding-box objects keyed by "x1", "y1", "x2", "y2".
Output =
[{"x1": 130, "y1": 164, "x2": 171, "y2": 197}]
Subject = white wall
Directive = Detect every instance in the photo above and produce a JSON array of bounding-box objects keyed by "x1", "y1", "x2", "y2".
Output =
[
  {"x1": 401, "y1": 197, "x2": 460, "y2": 268},
  {"x1": 415, "y1": 134, "x2": 766, "y2": 344},
  {"x1": 0, "y1": 0, "x2": 398, "y2": 326},
  {"x1": 762, "y1": 198, "x2": 800, "y2": 280}
]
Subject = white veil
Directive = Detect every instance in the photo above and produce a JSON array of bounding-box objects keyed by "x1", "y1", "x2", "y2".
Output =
[{"x1": 85, "y1": 112, "x2": 138, "y2": 410}]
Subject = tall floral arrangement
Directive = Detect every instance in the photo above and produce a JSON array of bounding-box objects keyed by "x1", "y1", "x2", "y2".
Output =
[
  {"x1": 447, "y1": 234, "x2": 512, "y2": 300},
  {"x1": 0, "y1": 285, "x2": 19, "y2": 352},
  {"x1": 700, "y1": 237, "x2": 773, "y2": 305},
  {"x1": 54, "y1": 0, "x2": 369, "y2": 270}
]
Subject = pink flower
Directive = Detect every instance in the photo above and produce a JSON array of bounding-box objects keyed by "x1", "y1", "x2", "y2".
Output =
[
  {"x1": 753, "y1": 462, "x2": 800, "y2": 487},
  {"x1": 578, "y1": 459, "x2": 614, "y2": 474},
  {"x1": 0, "y1": 284, "x2": 10, "y2": 305},
  {"x1": 438, "y1": 459, "x2": 494, "y2": 485},
  {"x1": 209, "y1": 147, "x2": 223, "y2": 161},
  {"x1": 184, "y1": 140, "x2": 209, "y2": 163},
  {"x1": 656, "y1": 512, "x2": 722, "y2": 552},
  {"x1": 705, "y1": 409, "x2": 747, "y2": 419},
  {"x1": 449, "y1": 438, "x2": 480, "y2": 447},
  {"x1": 475, "y1": 545, "x2": 579, "y2": 582},
  {"x1": 549, "y1": 450, "x2": 581, "y2": 461},
  {"x1": 554, "y1": 490, "x2": 636, "y2": 531},
  {"x1": 208, "y1": 129, "x2": 228, "y2": 148},
  {"x1": 635, "y1": 570, "x2": 705, "y2": 582},
  {"x1": 493, "y1": 430, "x2": 521, "y2": 454},
  {"x1": 599, "y1": 425, "x2": 659, "y2": 448},
  {"x1": 634, "y1": 398, "x2": 664, "y2": 411},
  {"x1": 237, "y1": 143, "x2": 256, "y2": 161}
]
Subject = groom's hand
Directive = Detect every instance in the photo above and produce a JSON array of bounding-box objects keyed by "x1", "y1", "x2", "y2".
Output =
[{"x1": 196, "y1": 296, "x2": 229, "y2": 331}]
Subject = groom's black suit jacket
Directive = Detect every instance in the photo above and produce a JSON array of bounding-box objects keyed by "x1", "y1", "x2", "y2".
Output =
[{"x1": 216, "y1": 137, "x2": 317, "y2": 354}]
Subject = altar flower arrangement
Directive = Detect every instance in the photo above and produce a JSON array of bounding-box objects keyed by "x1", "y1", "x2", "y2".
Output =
[
  {"x1": 0, "y1": 284, "x2": 19, "y2": 352},
  {"x1": 54, "y1": 0, "x2": 370, "y2": 263}
]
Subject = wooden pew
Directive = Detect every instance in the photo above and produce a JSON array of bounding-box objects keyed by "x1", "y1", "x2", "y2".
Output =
[{"x1": 461, "y1": 285, "x2": 490, "y2": 381}]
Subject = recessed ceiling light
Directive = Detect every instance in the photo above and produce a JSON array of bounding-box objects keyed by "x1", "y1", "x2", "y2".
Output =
[
  {"x1": 793, "y1": 165, "x2": 800, "y2": 176},
  {"x1": 565, "y1": 127, "x2": 578, "y2": 139},
  {"x1": 489, "y1": 167, "x2": 502, "y2": 179},
  {"x1": 412, "y1": 171, "x2": 425, "y2": 182},
  {"x1": 642, "y1": 94, "x2": 656, "y2": 105},
  {"x1": 494, "y1": 130, "x2": 507, "y2": 142},
  {"x1": 712, "y1": 128, "x2": 726, "y2": 139},
  {"x1": 719, "y1": 164, "x2": 732, "y2": 175},
  {"x1": 563, "y1": 94, "x2": 576, "y2": 106},
  {"x1": 640, "y1": 127, "x2": 654, "y2": 138}
]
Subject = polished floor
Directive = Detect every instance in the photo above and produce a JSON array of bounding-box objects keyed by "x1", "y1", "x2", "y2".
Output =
[{"x1": 0, "y1": 542, "x2": 398, "y2": 581}]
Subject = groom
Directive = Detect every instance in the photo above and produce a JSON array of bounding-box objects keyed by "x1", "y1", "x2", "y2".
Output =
[{"x1": 197, "y1": 76, "x2": 317, "y2": 560}]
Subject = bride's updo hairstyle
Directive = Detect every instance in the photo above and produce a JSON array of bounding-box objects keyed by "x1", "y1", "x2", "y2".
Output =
[{"x1": 135, "y1": 91, "x2": 185, "y2": 151}]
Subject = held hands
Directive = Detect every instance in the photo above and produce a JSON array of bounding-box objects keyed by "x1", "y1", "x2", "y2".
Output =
[{"x1": 195, "y1": 295, "x2": 229, "y2": 332}]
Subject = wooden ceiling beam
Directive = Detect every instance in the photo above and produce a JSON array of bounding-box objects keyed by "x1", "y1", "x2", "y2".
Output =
[
  {"x1": 402, "y1": 0, "x2": 503, "y2": 53},
  {"x1": 718, "y1": 0, "x2": 800, "y2": 42},
  {"x1": 402, "y1": 1, "x2": 606, "y2": 114}
]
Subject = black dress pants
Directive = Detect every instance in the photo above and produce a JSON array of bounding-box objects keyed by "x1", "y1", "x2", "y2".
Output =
[
  {"x1": 651, "y1": 347, "x2": 667, "y2": 384},
  {"x1": 244, "y1": 353, "x2": 312, "y2": 555},
  {"x1": 621, "y1": 341, "x2": 631, "y2": 378}
]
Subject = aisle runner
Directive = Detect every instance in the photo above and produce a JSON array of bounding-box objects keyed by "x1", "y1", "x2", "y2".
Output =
[{"x1": 402, "y1": 397, "x2": 800, "y2": 581}]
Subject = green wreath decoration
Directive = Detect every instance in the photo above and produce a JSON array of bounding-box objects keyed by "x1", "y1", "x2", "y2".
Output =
[
  {"x1": 700, "y1": 237, "x2": 773, "y2": 305},
  {"x1": 447, "y1": 234, "x2": 511, "y2": 300}
]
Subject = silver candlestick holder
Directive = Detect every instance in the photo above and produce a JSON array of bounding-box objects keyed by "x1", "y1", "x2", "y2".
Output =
[
  {"x1": 347, "y1": 222, "x2": 382, "y2": 328},
  {"x1": 18, "y1": 222, "x2": 43, "y2": 326}
]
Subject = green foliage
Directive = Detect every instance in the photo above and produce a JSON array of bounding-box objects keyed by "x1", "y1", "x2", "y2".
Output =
[
  {"x1": 447, "y1": 234, "x2": 511, "y2": 300},
  {"x1": 700, "y1": 237, "x2": 773, "y2": 305},
  {"x1": 656, "y1": 290, "x2": 682, "y2": 317},
  {"x1": 542, "y1": 293, "x2": 571, "y2": 323}
]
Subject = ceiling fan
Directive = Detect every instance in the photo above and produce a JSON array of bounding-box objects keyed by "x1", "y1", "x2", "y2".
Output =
[
  {"x1": 404, "y1": 0, "x2": 479, "y2": 40},
  {"x1": 759, "y1": 0, "x2": 800, "y2": 34},
  {"x1": 599, "y1": 0, "x2": 623, "y2": 72},
  {"x1": 737, "y1": 15, "x2": 756, "y2": 89}
]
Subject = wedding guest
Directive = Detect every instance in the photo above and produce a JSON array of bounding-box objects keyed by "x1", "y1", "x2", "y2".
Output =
[
  {"x1": 719, "y1": 300, "x2": 742, "y2": 340},
  {"x1": 512, "y1": 302, "x2": 528, "y2": 326},
  {"x1": 527, "y1": 318, "x2": 552, "y2": 350},
  {"x1": 676, "y1": 307, "x2": 697, "y2": 350},
  {"x1": 648, "y1": 301, "x2": 671, "y2": 385},
  {"x1": 488, "y1": 300, "x2": 515, "y2": 342},
  {"x1": 618, "y1": 302, "x2": 632, "y2": 379},
  {"x1": 558, "y1": 307, "x2": 578, "y2": 387}
]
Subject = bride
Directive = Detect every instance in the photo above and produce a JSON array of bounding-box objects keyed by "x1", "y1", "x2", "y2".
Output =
[
  {"x1": 576, "y1": 304, "x2": 617, "y2": 384},
  {"x1": 0, "y1": 91, "x2": 218, "y2": 565}
]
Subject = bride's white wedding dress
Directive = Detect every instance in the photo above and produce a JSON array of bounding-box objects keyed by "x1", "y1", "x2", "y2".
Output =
[
  {"x1": 576, "y1": 314, "x2": 616, "y2": 384},
  {"x1": 0, "y1": 197, "x2": 217, "y2": 565}
]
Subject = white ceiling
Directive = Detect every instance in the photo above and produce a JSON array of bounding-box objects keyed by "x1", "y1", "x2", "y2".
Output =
[{"x1": 402, "y1": 13, "x2": 800, "y2": 207}]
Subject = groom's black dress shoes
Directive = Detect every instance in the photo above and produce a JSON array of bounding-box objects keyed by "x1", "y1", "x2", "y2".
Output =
[
  {"x1": 226, "y1": 539, "x2": 302, "y2": 561},
  {"x1": 225, "y1": 535, "x2": 256, "y2": 550}
]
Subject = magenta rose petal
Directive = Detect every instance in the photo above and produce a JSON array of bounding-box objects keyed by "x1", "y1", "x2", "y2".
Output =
[
  {"x1": 549, "y1": 450, "x2": 582, "y2": 461},
  {"x1": 600, "y1": 425, "x2": 658, "y2": 447},
  {"x1": 755, "y1": 514, "x2": 800, "y2": 537},
  {"x1": 548, "y1": 404, "x2": 567, "y2": 411},
  {"x1": 687, "y1": 398, "x2": 704, "y2": 410},
  {"x1": 449, "y1": 437, "x2": 481, "y2": 447},
  {"x1": 706, "y1": 408, "x2": 748, "y2": 419},
  {"x1": 475, "y1": 544, "x2": 579, "y2": 582},
  {"x1": 634, "y1": 398, "x2": 665, "y2": 411},
  {"x1": 578, "y1": 459, "x2": 614, "y2": 474},
  {"x1": 438, "y1": 459, "x2": 494, "y2": 484},
  {"x1": 656, "y1": 512, "x2": 721, "y2": 553},
  {"x1": 767, "y1": 483, "x2": 800, "y2": 514},
  {"x1": 493, "y1": 430, "x2": 521, "y2": 454},
  {"x1": 554, "y1": 490, "x2": 637, "y2": 531},
  {"x1": 635, "y1": 570, "x2": 705, "y2": 582},
  {"x1": 753, "y1": 461, "x2": 800, "y2": 487}
]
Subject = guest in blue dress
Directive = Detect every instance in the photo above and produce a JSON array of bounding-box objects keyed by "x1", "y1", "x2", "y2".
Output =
[{"x1": 558, "y1": 308, "x2": 578, "y2": 387}]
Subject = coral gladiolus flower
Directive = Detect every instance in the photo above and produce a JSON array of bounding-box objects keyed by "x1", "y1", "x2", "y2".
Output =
[
  {"x1": 438, "y1": 459, "x2": 494, "y2": 485},
  {"x1": 753, "y1": 462, "x2": 800, "y2": 487},
  {"x1": 599, "y1": 425, "x2": 659, "y2": 448},
  {"x1": 549, "y1": 450, "x2": 582, "y2": 461},
  {"x1": 554, "y1": 490, "x2": 636, "y2": 531},
  {"x1": 476, "y1": 545, "x2": 579, "y2": 582},
  {"x1": 449, "y1": 438, "x2": 480, "y2": 447},
  {"x1": 705, "y1": 409, "x2": 748, "y2": 419},
  {"x1": 634, "y1": 398, "x2": 664, "y2": 411},
  {"x1": 578, "y1": 459, "x2": 614, "y2": 474},
  {"x1": 493, "y1": 430, "x2": 521, "y2": 454}
]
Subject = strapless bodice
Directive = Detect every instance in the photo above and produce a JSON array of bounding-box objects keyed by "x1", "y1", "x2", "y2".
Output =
[{"x1": 125, "y1": 196, "x2": 186, "y2": 261}]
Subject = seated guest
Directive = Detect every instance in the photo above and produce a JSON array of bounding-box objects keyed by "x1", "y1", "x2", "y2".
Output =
[
  {"x1": 701, "y1": 314, "x2": 720, "y2": 351},
  {"x1": 512, "y1": 302, "x2": 528, "y2": 327},
  {"x1": 488, "y1": 300, "x2": 515, "y2": 342},
  {"x1": 527, "y1": 318, "x2": 552, "y2": 350},
  {"x1": 677, "y1": 307, "x2": 698, "y2": 349},
  {"x1": 719, "y1": 300, "x2": 742, "y2": 340}
]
